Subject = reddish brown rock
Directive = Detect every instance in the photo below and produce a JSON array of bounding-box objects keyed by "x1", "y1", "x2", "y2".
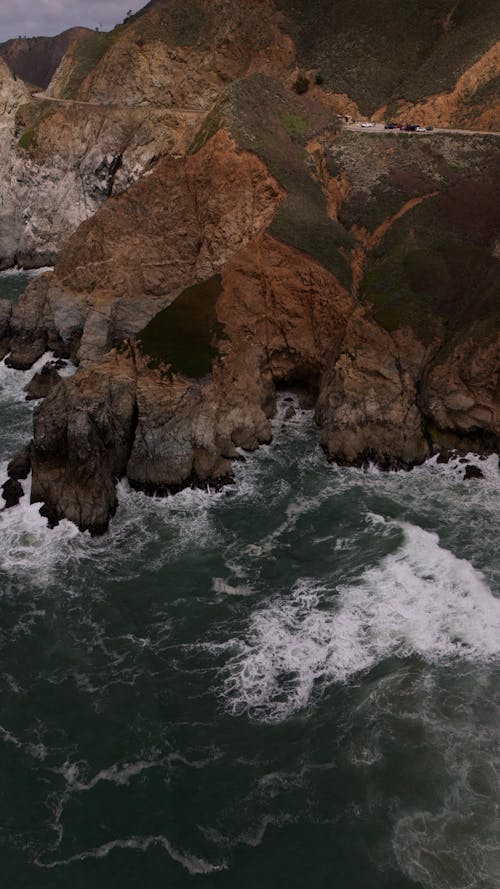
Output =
[
  {"x1": 316, "y1": 316, "x2": 433, "y2": 468},
  {"x1": 30, "y1": 352, "x2": 137, "y2": 533},
  {"x1": 24, "y1": 363, "x2": 62, "y2": 400},
  {"x1": 421, "y1": 331, "x2": 500, "y2": 453}
]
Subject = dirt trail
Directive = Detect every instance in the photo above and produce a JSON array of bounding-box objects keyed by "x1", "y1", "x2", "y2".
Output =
[{"x1": 32, "y1": 91, "x2": 206, "y2": 118}]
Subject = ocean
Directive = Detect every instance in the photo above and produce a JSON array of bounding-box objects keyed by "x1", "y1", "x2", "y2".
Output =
[{"x1": 1, "y1": 271, "x2": 499, "y2": 889}]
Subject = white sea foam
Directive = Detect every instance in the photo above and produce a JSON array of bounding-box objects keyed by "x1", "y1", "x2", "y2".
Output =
[
  {"x1": 35, "y1": 834, "x2": 226, "y2": 874},
  {"x1": 212, "y1": 578, "x2": 254, "y2": 598},
  {"x1": 0, "y1": 474, "x2": 82, "y2": 585},
  {"x1": 0, "y1": 266, "x2": 53, "y2": 278},
  {"x1": 221, "y1": 521, "x2": 500, "y2": 721},
  {"x1": 0, "y1": 352, "x2": 76, "y2": 406},
  {"x1": 56, "y1": 758, "x2": 162, "y2": 792}
]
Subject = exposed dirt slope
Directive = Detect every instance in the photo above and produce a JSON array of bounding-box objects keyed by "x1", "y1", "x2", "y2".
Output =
[{"x1": 48, "y1": 0, "x2": 295, "y2": 105}]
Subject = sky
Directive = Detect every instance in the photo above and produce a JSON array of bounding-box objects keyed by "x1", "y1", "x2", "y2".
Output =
[{"x1": 0, "y1": 1, "x2": 146, "y2": 43}]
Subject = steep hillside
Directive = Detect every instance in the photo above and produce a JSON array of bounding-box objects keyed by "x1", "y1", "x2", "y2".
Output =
[
  {"x1": 1, "y1": 0, "x2": 296, "y2": 269},
  {"x1": 0, "y1": 60, "x2": 31, "y2": 269},
  {"x1": 2, "y1": 0, "x2": 499, "y2": 270},
  {"x1": 0, "y1": 28, "x2": 91, "y2": 88},
  {"x1": 276, "y1": 0, "x2": 500, "y2": 123},
  {"x1": 48, "y1": 0, "x2": 294, "y2": 105}
]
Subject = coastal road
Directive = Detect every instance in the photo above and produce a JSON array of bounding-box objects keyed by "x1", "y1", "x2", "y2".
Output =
[
  {"x1": 31, "y1": 91, "x2": 206, "y2": 118},
  {"x1": 32, "y1": 94, "x2": 500, "y2": 136},
  {"x1": 345, "y1": 122, "x2": 500, "y2": 137}
]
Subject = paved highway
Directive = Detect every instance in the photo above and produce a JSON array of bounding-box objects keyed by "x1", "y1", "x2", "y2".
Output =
[{"x1": 345, "y1": 121, "x2": 500, "y2": 137}]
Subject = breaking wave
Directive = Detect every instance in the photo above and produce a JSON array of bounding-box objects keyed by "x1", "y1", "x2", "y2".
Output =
[{"x1": 221, "y1": 520, "x2": 500, "y2": 722}]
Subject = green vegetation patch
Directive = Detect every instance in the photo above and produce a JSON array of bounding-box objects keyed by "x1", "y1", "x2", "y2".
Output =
[
  {"x1": 280, "y1": 112, "x2": 309, "y2": 138},
  {"x1": 362, "y1": 175, "x2": 500, "y2": 345},
  {"x1": 60, "y1": 32, "x2": 114, "y2": 98},
  {"x1": 137, "y1": 276, "x2": 224, "y2": 378},
  {"x1": 188, "y1": 98, "x2": 227, "y2": 155},
  {"x1": 125, "y1": 0, "x2": 209, "y2": 47},
  {"x1": 15, "y1": 100, "x2": 55, "y2": 154},
  {"x1": 226, "y1": 74, "x2": 353, "y2": 285},
  {"x1": 18, "y1": 127, "x2": 36, "y2": 150}
]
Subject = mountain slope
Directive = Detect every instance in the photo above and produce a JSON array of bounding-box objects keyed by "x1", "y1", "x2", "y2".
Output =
[
  {"x1": 0, "y1": 28, "x2": 92, "y2": 88},
  {"x1": 276, "y1": 0, "x2": 500, "y2": 119}
]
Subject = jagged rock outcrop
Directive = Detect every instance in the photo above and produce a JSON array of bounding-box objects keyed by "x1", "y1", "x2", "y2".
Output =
[
  {"x1": 27, "y1": 220, "x2": 499, "y2": 532},
  {"x1": 6, "y1": 275, "x2": 64, "y2": 369},
  {"x1": 30, "y1": 353, "x2": 138, "y2": 533},
  {"x1": 6, "y1": 130, "x2": 284, "y2": 368},
  {"x1": 24, "y1": 362, "x2": 62, "y2": 400},
  {"x1": 316, "y1": 317, "x2": 433, "y2": 467},
  {"x1": 2, "y1": 478, "x2": 24, "y2": 509},
  {"x1": 422, "y1": 331, "x2": 500, "y2": 451},
  {"x1": 7, "y1": 446, "x2": 31, "y2": 480},
  {"x1": 29, "y1": 231, "x2": 355, "y2": 531}
]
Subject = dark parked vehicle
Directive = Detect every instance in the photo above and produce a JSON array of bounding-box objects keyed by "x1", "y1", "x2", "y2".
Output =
[
  {"x1": 403, "y1": 124, "x2": 417, "y2": 131},
  {"x1": 426, "y1": 126, "x2": 434, "y2": 131},
  {"x1": 384, "y1": 122, "x2": 398, "y2": 129}
]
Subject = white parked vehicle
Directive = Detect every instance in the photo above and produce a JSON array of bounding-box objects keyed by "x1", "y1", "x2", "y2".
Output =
[
  {"x1": 416, "y1": 126, "x2": 427, "y2": 132},
  {"x1": 361, "y1": 121, "x2": 375, "y2": 128}
]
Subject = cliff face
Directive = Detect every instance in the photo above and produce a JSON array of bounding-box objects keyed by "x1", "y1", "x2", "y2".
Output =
[
  {"x1": 0, "y1": 60, "x2": 31, "y2": 269},
  {"x1": 0, "y1": 0, "x2": 297, "y2": 270},
  {"x1": 6, "y1": 129, "x2": 284, "y2": 369},
  {"x1": 2, "y1": 0, "x2": 499, "y2": 531},
  {"x1": 29, "y1": 233, "x2": 354, "y2": 531},
  {"x1": 50, "y1": 0, "x2": 294, "y2": 105}
]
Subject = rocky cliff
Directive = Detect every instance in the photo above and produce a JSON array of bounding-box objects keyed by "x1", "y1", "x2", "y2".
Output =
[{"x1": 2, "y1": 1, "x2": 499, "y2": 531}]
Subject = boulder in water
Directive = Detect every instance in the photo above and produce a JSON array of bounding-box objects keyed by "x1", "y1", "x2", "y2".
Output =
[
  {"x1": 24, "y1": 363, "x2": 61, "y2": 400},
  {"x1": 2, "y1": 478, "x2": 24, "y2": 508},
  {"x1": 464, "y1": 465, "x2": 484, "y2": 480},
  {"x1": 7, "y1": 445, "x2": 31, "y2": 479}
]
